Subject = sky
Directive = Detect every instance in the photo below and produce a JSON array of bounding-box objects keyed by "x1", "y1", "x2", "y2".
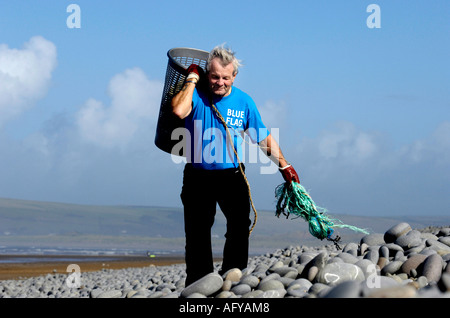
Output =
[{"x1": 0, "y1": 0, "x2": 448, "y2": 217}]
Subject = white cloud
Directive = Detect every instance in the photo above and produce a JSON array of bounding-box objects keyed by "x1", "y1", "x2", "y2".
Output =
[
  {"x1": 280, "y1": 120, "x2": 450, "y2": 216},
  {"x1": 300, "y1": 121, "x2": 380, "y2": 168},
  {"x1": 0, "y1": 36, "x2": 57, "y2": 125},
  {"x1": 76, "y1": 68, "x2": 163, "y2": 149},
  {"x1": 258, "y1": 99, "x2": 288, "y2": 129},
  {"x1": 398, "y1": 121, "x2": 450, "y2": 165}
]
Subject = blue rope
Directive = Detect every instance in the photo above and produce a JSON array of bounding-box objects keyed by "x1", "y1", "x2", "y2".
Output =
[{"x1": 275, "y1": 182, "x2": 369, "y2": 244}]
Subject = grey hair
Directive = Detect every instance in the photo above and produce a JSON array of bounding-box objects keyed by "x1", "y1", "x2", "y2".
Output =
[{"x1": 206, "y1": 44, "x2": 242, "y2": 75}]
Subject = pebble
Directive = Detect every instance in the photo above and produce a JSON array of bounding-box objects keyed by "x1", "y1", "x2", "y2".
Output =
[
  {"x1": 438, "y1": 273, "x2": 450, "y2": 292},
  {"x1": 381, "y1": 261, "x2": 403, "y2": 275},
  {"x1": 395, "y1": 230, "x2": 422, "y2": 249},
  {"x1": 336, "y1": 252, "x2": 359, "y2": 264},
  {"x1": 367, "y1": 285, "x2": 417, "y2": 298},
  {"x1": 242, "y1": 290, "x2": 263, "y2": 298},
  {"x1": 308, "y1": 283, "x2": 329, "y2": 296},
  {"x1": 384, "y1": 222, "x2": 412, "y2": 243},
  {"x1": 286, "y1": 287, "x2": 308, "y2": 298},
  {"x1": 422, "y1": 254, "x2": 443, "y2": 283},
  {"x1": 439, "y1": 236, "x2": 450, "y2": 247},
  {"x1": 323, "y1": 280, "x2": 361, "y2": 298},
  {"x1": 180, "y1": 273, "x2": 223, "y2": 298},
  {"x1": 230, "y1": 283, "x2": 251, "y2": 295},
  {"x1": 400, "y1": 254, "x2": 428, "y2": 276},
  {"x1": 258, "y1": 279, "x2": 284, "y2": 291},
  {"x1": 360, "y1": 233, "x2": 385, "y2": 246},
  {"x1": 272, "y1": 266, "x2": 298, "y2": 278},
  {"x1": 261, "y1": 289, "x2": 286, "y2": 298},
  {"x1": 221, "y1": 279, "x2": 232, "y2": 291},
  {"x1": 96, "y1": 289, "x2": 122, "y2": 298},
  {"x1": 306, "y1": 266, "x2": 319, "y2": 281},
  {"x1": 240, "y1": 275, "x2": 259, "y2": 288},
  {"x1": 222, "y1": 268, "x2": 242, "y2": 282},
  {"x1": 316, "y1": 262, "x2": 365, "y2": 285},
  {"x1": 90, "y1": 288, "x2": 104, "y2": 298},
  {"x1": 1, "y1": 223, "x2": 449, "y2": 299},
  {"x1": 354, "y1": 259, "x2": 377, "y2": 278},
  {"x1": 364, "y1": 249, "x2": 379, "y2": 264},
  {"x1": 426, "y1": 239, "x2": 450, "y2": 254}
]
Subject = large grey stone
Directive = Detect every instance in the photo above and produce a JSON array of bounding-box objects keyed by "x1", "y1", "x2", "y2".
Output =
[
  {"x1": 323, "y1": 280, "x2": 361, "y2": 298},
  {"x1": 336, "y1": 252, "x2": 359, "y2": 264},
  {"x1": 298, "y1": 252, "x2": 317, "y2": 265},
  {"x1": 384, "y1": 222, "x2": 411, "y2": 243},
  {"x1": 287, "y1": 278, "x2": 312, "y2": 292},
  {"x1": 360, "y1": 233, "x2": 385, "y2": 246},
  {"x1": 316, "y1": 262, "x2": 365, "y2": 285},
  {"x1": 355, "y1": 259, "x2": 378, "y2": 279},
  {"x1": 258, "y1": 279, "x2": 285, "y2": 291},
  {"x1": 310, "y1": 251, "x2": 329, "y2": 270},
  {"x1": 286, "y1": 287, "x2": 308, "y2": 298},
  {"x1": 260, "y1": 273, "x2": 280, "y2": 283},
  {"x1": 240, "y1": 275, "x2": 260, "y2": 288},
  {"x1": 90, "y1": 288, "x2": 104, "y2": 298},
  {"x1": 231, "y1": 283, "x2": 251, "y2": 295},
  {"x1": 181, "y1": 273, "x2": 223, "y2": 297},
  {"x1": 308, "y1": 283, "x2": 330, "y2": 296},
  {"x1": 438, "y1": 273, "x2": 450, "y2": 292},
  {"x1": 395, "y1": 230, "x2": 422, "y2": 249},
  {"x1": 272, "y1": 266, "x2": 298, "y2": 278},
  {"x1": 364, "y1": 249, "x2": 379, "y2": 264},
  {"x1": 360, "y1": 276, "x2": 400, "y2": 297},
  {"x1": 223, "y1": 268, "x2": 242, "y2": 282},
  {"x1": 400, "y1": 254, "x2": 428, "y2": 276},
  {"x1": 381, "y1": 261, "x2": 403, "y2": 275},
  {"x1": 383, "y1": 243, "x2": 404, "y2": 257},
  {"x1": 300, "y1": 251, "x2": 328, "y2": 280},
  {"x1": 422, "y1": 254, "x2": 443, "y2": 283},
  {"x1": 438, "y1": 236, "x2": 450, "y2": 247},
  {"x1": 342, "y1": 242, "x2": 359, "y2": 256},
  {"x1": 426, "y1": 239, "x2": 450, "y2": 254}
]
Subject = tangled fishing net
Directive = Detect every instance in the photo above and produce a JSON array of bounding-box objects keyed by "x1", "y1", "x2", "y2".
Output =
[{"x1": 275, "y1": 182, "x2": 369, "y2": 249}]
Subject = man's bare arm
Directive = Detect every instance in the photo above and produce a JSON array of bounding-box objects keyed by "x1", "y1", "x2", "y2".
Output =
[
  {"x1": 171, "y1": 81, "x2": 196, "y2": 119},
  {"x1": 171, "y1": 65, "x2": 203, "y2": 119},
  {"x1": 259, "y1": 133, "x2": 289, "y2": 168},
  {"x1": 259, "y1": 133, "x2": 300, "y2": 183}
]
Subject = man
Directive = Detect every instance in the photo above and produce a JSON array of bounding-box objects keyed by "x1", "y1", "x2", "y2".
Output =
[{"x1": 171, "y1": 45, "x2": 299, "y2": 286}]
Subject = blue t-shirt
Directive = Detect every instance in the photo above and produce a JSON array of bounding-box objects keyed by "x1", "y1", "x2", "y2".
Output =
[{"x1": 185, "y1": 87, "x2": 269, "y2": 170}]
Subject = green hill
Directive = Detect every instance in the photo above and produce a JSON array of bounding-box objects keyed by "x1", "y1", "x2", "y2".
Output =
[{"x1": 0, "y1": 197, "x2": 449, "y2": 255}]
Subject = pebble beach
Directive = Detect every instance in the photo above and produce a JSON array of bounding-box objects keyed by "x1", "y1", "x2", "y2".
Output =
[{"x1": 1, "y1": 222, "x2": 449, "y2": 299}]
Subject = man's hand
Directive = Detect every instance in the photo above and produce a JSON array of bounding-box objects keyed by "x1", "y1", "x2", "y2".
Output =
[
  {"x1": 186, "y1": 64, "x2": 204, "y2": 83},
  {"x1": 279, "y1": 164, "x2": 300, "y2": 184}
]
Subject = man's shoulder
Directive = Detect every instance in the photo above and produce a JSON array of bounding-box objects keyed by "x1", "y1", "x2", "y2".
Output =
[
  {"x1": 231, "y1": 87, "x2": 255, "y2": 105},
  {"x1": 232, "y1": 86, "x2": 249, "y2": 97},
  {"x1": 193, "y1": 88, "x2": 211, "y2": 104}
]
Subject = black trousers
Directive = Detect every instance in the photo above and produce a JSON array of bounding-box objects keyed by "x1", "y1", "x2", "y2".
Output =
[{"x1": 181, "y1": 163, "x2": 251, "y2": 286}]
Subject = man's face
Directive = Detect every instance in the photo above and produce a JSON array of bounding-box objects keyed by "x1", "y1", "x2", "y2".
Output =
[{"x1": 207, "y1": 58, "x2": 236, "y2": 97}]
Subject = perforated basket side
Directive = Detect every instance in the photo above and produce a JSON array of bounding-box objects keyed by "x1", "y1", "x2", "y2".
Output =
[
  {"x1": 155, "y1": 48, "x2": 209, "y2": 155},
  {"x1": 160, "y1": 48, "x2": 209, "y2": 108}
]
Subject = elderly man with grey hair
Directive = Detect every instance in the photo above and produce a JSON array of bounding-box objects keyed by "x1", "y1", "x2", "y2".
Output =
[{"x1": 171, "y1": 45, "x2": 299, "y2": 286}]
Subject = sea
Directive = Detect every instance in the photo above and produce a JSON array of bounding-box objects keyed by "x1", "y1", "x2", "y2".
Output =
[{"x1": 0, "y1": 245, "x2": 182, "y2": 264}]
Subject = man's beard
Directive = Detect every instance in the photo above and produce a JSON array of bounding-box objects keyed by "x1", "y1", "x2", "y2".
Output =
[{"x1": 210, "y1": 85, "x2": 231, "y2": 97}]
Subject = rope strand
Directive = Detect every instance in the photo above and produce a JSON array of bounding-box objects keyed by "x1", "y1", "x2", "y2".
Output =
[{"x1": 209, "y1": 97, "x2": 258, "y2": 235}]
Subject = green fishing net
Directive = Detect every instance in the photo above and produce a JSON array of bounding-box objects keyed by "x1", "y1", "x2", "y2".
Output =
[{"x1": 275, "y1": 182, "x2": 369, "y2": 244}]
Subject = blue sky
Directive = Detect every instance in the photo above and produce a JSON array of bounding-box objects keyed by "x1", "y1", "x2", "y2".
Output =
[{"x1": 0, "y1": 0, "x2": 448, "y2": 217}]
